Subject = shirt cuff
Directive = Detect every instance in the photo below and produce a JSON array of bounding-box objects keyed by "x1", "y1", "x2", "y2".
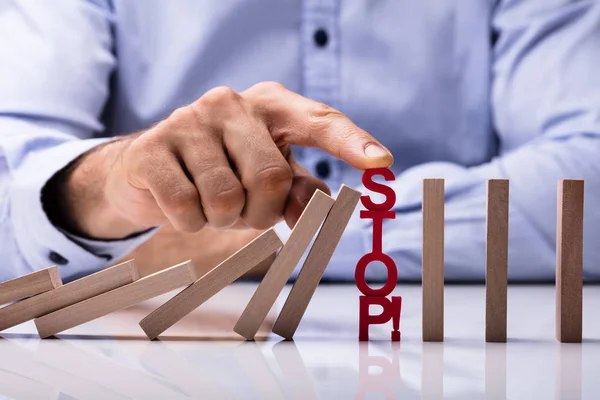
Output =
[{"x1": 9, "y1": 138, "x2": 154, "y2": 282}]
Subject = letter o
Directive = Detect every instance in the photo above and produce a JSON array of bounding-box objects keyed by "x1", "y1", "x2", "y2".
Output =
[{"x1": 355, "y1": 252, "x2": 398, "y2": 297}]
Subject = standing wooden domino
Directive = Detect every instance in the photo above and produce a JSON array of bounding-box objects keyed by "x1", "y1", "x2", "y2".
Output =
[
  {"x1": 556, "y1": 179, "x2": 584, "y2": 343},
  {"x1": 34, "y1": 260, "x2": 197, "y2": 338},
  {"x1": 422, "y1": 178, "x2": 444, "y2": 342},
  {"x1": 0, "y1": 266, "x2": 62, "y2": 305},
  {"x1": 0, "y1": 260, "x2": 139, "y2": 332},
  {"x1": 271, "y1": 185, "x2": 361, "y2": 340},
  {"x1": 234, "y1": 190, "x2": 334, "y2": 340},
  {"x1": 139, "y1": 228, "x2": 283, "y2": 340},
  {"x1": 485, "y1": 179, "x2": 509, "y2": 342}
]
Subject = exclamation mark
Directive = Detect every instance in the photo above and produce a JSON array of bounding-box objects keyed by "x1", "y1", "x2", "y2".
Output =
[{"x1": 391, "y1": 295, "x2": 402, "y2": 341}]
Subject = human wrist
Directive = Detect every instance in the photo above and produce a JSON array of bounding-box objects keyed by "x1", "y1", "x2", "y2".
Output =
[{"x1": 42, "y1": 138, "x2": 145, "y2": 240}]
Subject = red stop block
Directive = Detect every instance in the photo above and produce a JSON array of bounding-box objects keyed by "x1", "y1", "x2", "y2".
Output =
[
  {"x1": 355, "y1": 252, "x2": 398, "y2": 297},
  {"x1": 361, "y1": 168, "x2": 396, "y2": 211},
  {"x1": 359, "y1": 295, "x2": 402, "y2": 341}
]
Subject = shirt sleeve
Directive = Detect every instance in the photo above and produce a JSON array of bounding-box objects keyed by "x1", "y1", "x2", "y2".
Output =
[
  {"x1": 323, "y1": 0, "x2": 600, "y2": 282},
  {"x1": 0, "y1": 1, "x2": 154, "y2": 282}
]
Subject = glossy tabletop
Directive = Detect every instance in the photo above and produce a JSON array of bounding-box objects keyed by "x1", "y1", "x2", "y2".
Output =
[{"x1": 1, "y1": 283, "x2": 599, "y2": 399}]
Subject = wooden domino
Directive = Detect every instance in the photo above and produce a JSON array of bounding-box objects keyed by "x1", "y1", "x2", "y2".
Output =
[
  {"x1": 234, "y1": 190, "x2": 334, "y2": 340},
  {"x1": 0, "y1": 266, "x2": 62, "y2": 305},
  {"x1": 139, "y1": 228, "x2": 283, "y2": 340},
  {"x1": 422, "y1": 178, "x2": 444, "y2": 342},
  {"x1": 271, "y1": 185, "x2": 361, "y2": 339},
  {"x1": 556, "y1": 179, "x2": 584, "y2": 343},
  {"x1": 485, "y1": 179, "x2": 509, "y2": 342},
  {"x1": 34, "y1": 260, "x2": 197, "y2": 338},
  {"x1": 0, "y1": 260, "x2": 139, "y2": 332}
]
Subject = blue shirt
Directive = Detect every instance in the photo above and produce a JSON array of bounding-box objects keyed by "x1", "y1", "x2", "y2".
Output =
[{"x1": 0, "y1": 0, "x2": 599, "y2": 282}]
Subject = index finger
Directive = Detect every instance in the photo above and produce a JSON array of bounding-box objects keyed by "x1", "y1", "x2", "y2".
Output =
[{"x1": 243, "y1": 82, "x2": 394, "y2": 170}]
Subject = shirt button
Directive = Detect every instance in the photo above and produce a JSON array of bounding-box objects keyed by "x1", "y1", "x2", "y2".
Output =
[
  {"x1": 313, "y1": 28, "x2": 329, "y2": 47},
  {"x1": 99, "y1": 254, "x2": 113, "y2": 262},
  {"x1": 49, "y1": 251, "x2": 68, "y2": 265},
  {"x1": 315, "y1": 160, "x2": 331, "y2": 179}
]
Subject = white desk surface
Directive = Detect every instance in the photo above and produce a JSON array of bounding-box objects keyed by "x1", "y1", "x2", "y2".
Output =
[{"x1": 1, "y1": 283, "x2": 599, "y2": 399}]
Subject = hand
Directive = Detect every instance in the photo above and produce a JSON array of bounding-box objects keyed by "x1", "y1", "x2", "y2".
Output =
[
  {"x1": 55, "y1": 82, "x2": 393, "y2": 239},
  {"x1": 121, "y1": 224, "x2": 272, "y2": 278}
]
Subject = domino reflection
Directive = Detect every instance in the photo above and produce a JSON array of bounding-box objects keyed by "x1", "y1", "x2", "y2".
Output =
[
  {"x1": 485, "y1": 343, "x2": 507, "y2": 399},
  {"x1": 555, "y1": 343, "x2": 583, "y2": 400},
  {"x1": 0, "y1": 337, "x2": 125, "y2": 399},
  {"x1": 34, "y1": 337, "x2": 188, "y2": 399}
]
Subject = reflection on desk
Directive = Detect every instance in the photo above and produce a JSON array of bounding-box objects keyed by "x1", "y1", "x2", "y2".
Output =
[{"x1": 0, "y1": 283, "x2": 599, "y2": 399}]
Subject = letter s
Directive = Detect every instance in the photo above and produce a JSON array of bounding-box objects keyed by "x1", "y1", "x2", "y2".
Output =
[{"x1": 361, "y1": 168, "x2": 396, "y2": 211}]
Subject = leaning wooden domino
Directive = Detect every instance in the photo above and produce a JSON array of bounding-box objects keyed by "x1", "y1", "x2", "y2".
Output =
[
  {"x1": 139, "y1": 228, "x2": 283, "y2": 340},
  {"x1": 271, "y1": 185, "x2": 361, "y2": 340},
  {"x1": 556, "y1": 179, "x2": 584, "y2": 343},
  {"x1": 0, "y1": 260, "x2": 139, "y2": 332},
  {"x1": 0, "y1": 266, "x2": 62, "y2": 305},
  {"x1": 34, "y1": 260, "x2": 196, "y2": 338},
  {"x1": 422, "y1": 178, "x2": 444, "y2": 342},
  {"x1": 485, "y1": 179, "x2": 509, "y2": 342},
  {"x1": 234, "y1": 190, "x2": 335, "y2": 340}
]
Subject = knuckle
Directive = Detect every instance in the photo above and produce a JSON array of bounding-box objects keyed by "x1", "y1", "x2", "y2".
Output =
[
  {"x1": 202, "y1": 168, "x2": 245, "y2": 212},
  {"x1": 338, "y1": 127, "x2": 359, "y2": 143},
  {"x1": 205, "y1": 187, "x2": 245, "y2": 219},
  {"x1": 307, "y1": 103, "x2": 344, "y2": 132},
  {"x1": 197, "y1": 86, "x2": 241, "y2": 109},
  {"x1": 132, "y1": 132, "x2": 160, "y2": 154},
  {"x1": 166, "y1": 106, "x2": 196, "y2": 129},
  {"x1": 253, "y1": 81, "x2": 286, "y2": 93},
  {"x1": 310, "y1": 102, "x2": 342, "y2": 119},
  {"x1": 165, "y1": 186, "x2": 200, "y2": 214},
  {"x1": 130, "y1": 126, "x2": 172, "y2": 158},
  {"x1": 248, "y1": 164, "x2": 293, "y2": 193},
  {"x1": 244, "y1": 81, "x2": 288, "y2": 120}
]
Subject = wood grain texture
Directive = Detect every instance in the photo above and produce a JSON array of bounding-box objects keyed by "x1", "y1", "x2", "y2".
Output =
[
  {"x1": 0, "y1": 266, "x2": 62, "y2": 306},
  {"x1": 34, "y1": 260, "x2": 197, "y2": 338},
  {"x1": 485, "y1": 180, "x2": 509, "y2": 343},
  {"x1": 422, "y1": 178, "x2": 445, "y2": 342},
  {"x1": 234, "y1": 190, "x2": 334, "y2": 340},
  {"x1": 556, "y1": 179, "x2": 584, "y2": 343},
  {"x1": 139, "y1": 228, "x2": 283, "y2": 340},
  {"x1": 272, "y1": 185, "x2": 361, "y2": 339},
  {"x1": 0, "y1": 260, "x2": 139, "y2": 332}
]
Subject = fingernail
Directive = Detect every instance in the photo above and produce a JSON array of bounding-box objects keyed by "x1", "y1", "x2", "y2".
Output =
[{"x1": 364, "y1": 144, "x2": 390, "y2": 159}]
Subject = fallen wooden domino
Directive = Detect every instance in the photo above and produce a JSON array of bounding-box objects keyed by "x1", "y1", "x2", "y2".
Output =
[
  {"x1": 0, "y1": 266, "x2": 62, "y2": 306},
  {"x1": 556, "y1": 179, "x2": 584, "y2": 343},
  {"x1": 422, "y1": 178, "x2": 444, "y2": 342},
  {"x1": 234, "y1": 189, "x2": 335, "y2": 340},
  {"x1": 34, "y1": 260, "x2": 197, "y2": 338},
  {"x1": 139, "y1": 228, "x2": 283, "y2": 340},
  {"x1": 271, "y1": 184, "x2": 361, "y2": 340},
  {"x1": 0, "y1": 260, "x2": 139, "y2": 332},
  {"x1": 485, "y1": 179, "x2": 509, "y2": 343}
]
